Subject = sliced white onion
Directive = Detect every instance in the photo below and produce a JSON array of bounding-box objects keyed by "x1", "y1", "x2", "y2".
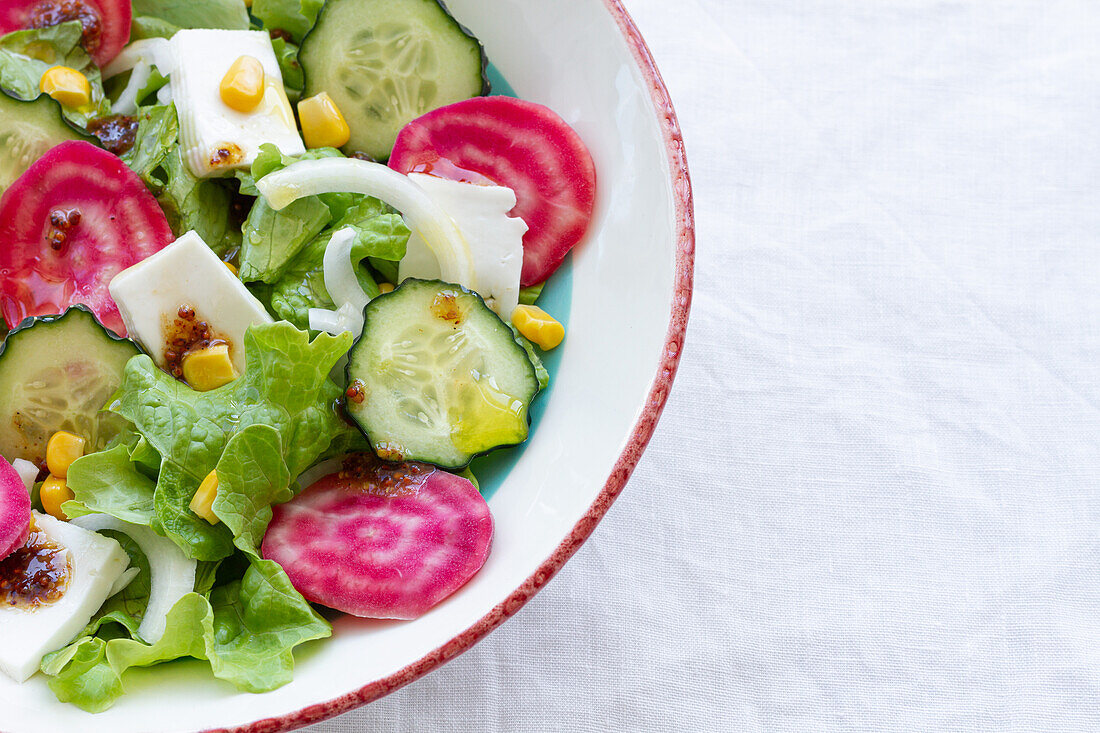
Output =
[
  {"x1": 102, "y1": 38, "x2": 173, "y2": 80},
  {"x1": 111, "y1": 57, "x2": 152, "y2": 115},
  {"x1": 256, "y1": 158, "x2": 477, "y2": 289},
  {"x1": 108, "y1": 566, "x2": 141, "y2": 597},
  {"x1": 308, "y1": 226, "x2": 371, "y2": 336},
  {"x1": 307, "y1": 307, "x2": 341, "y2": 335},
  {"x1": 323, "y1": 227, "x2": 369, "y2": 310},
  {"x1": 103, "y1": 38, "x2": 175, "y2": 115},
  {"x1": 71, "y1": 514, "x2": 196, "y2": 644},
  {"x1": 308, "y1": 303, "x2": 361, "y2": 336},
  {"x1": 11, "y1": 459, "x2": 38, "y2": 493}
]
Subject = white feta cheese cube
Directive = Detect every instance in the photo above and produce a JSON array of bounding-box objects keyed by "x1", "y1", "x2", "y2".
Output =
[
  {"x1": 400, "y1": 174, "x2": 527, "y2": 319},
  {"x1": 0, "y1": 513, "x2": 130, "y2": 683},
  {"x1": 109, "y1": 231, "x2": 273, "y2": 375},
  {"x1": 170, "y1": 29, "x2": 305, "y2": 178}
]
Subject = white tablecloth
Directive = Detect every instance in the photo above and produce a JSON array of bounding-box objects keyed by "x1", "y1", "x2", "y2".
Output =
[{"x1": 311, "y1": 1, "x2": 1100, "y2": 730}]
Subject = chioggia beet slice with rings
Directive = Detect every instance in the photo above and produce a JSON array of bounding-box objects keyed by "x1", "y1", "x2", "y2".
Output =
[
  {"x1": 0, "y1": 141, "x2": 174, "y2": 336},
  {"x1": 262, "y1": 454, "x2": 493, "y2": 619},
  {"x1": 0, "y1": 456, "x2": 32, "y2": 561},
  {"x1": 389, "y1": 96, "x2": 597, "y2": 287}
]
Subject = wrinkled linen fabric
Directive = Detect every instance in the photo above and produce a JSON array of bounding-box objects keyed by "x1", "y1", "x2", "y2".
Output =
[{"x1": 311, "y1": 1, "x2": 1100, "y2": 730}]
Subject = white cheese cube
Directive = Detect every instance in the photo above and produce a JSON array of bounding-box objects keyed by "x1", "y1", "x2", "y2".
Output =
[
  {"x1": 170, "y1": 29, "x2": 305, "y2": 178},
  {"x1": 0, "y1": 512, "x2": 130, "y2": 683},
  {"x1": 109, "y1": 231, "x2": 273, "y2": 375},
  {"x1": 400, "y1": 174, "x2": 527, "y2": 319}
]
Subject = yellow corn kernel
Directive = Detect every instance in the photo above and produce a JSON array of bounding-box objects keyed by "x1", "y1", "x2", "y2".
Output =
[
  {"x1": 218, "y1": 54, "x2": 264, "y2": 112},
  {"x1": 41, "y1": 474, "x2": 74, "y2": 521},
  {"x1": 182, "y1": 343, "x2": 239, "y2": 391},
  {"x1": 378, "y1": 282, "x2": 394, "y2": 294},
  {"x1": 40, "y1": 66, "x2": 91, "y2": 109},
  {"x1": 190, "y1": 470, "x2": 220, "y2": 525},
  {"x1": 46, "y1": 431, "x2": 85, "y2": 478},
  {"x1": 511, "y1": 305, "x2": 565, "y2": 350},
  {"x1": 224, "y1": 260, "x2": 238, "y2": 276},
  {"x1": 298, "y1": 92, "x2": 351, "y2": 149},
  {"x1": 220, "y1": 55, "x2": 266, "y2": 113}
]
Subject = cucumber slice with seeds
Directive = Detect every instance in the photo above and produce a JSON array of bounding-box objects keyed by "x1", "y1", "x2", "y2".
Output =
[
  {"x1": 0, "y1": 91, "x2": 91, "y2": 198},
  {"x1": 0, "y1": 306, "x2": 140, "y2": 467},
  {"x1": 300, "y1": 0, "x2": 488, "y2": 161},
  {"x1": 346, "y1": 279, "x2": 538, "y2": 469}
]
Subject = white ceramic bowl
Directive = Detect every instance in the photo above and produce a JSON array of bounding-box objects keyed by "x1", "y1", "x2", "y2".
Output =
[{"x1": 1, "y1": 1, "x2": 693, "y2": 730}]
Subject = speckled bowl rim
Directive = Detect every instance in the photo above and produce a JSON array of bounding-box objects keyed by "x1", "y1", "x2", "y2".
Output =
[{"x1": 217, "y1": 2, "x2": 694, "y2": 730}]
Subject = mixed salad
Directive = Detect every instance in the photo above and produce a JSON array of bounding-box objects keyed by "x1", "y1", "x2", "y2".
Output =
[{"x1": 0, "y1": 0, "x2": 595, "y2": 712}]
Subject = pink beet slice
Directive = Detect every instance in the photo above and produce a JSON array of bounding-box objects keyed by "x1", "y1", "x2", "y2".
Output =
[
  {"x1": 262, "y1": 455, "x2": 493, "y2": 620},
  {"x1": 0, "y1": 456, "x2": 32, "y2": 561},
  {"x1": 0, "y1": 141, "x2": 174, "y2": 335},
  {"x1": 389, "y1": 96, "x2": 597, "y2": 287},
  {"x1": 0, "y1": 0, "x2": 132, "y2": 67}
]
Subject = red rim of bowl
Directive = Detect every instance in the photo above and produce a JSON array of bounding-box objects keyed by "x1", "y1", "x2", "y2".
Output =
[{"x1": 216, "y1": 2, "x2": 694, "y2": 730}]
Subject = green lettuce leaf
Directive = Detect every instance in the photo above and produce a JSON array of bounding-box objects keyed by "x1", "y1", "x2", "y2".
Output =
[
  {"x1": 104, "y1": 65, "x2": 167, "y2": 109},
  {"x1": 0, "y1": 22, "x2": 112, "y2": 126},
  {"x1": 119, "y1": 104, "x2": 176, "y2": 179},
  {"x1": 42, "y1": 559, "x2": 329, "y2": 712},
  {"x1": 238, "y1": 145, "x2": 356, "y2": 218},
  {"x1": 129, "y1": 16, "x2": 181, "y2": 41},
  {"x1": 41, "y1": 594, "x2": 213, "y2": 713},
  {"x1": 113, "y1": 322, "x2": 351, "y2": 559},
  {"x1": 240, "y1": 196, "x2": 331, "y2": 283},
  {"x1": 64, "y1": 444, "x2": 157, "y2": 525},
  {"x1": 317, "y1": 422, "x2": 372, "y2": 461},
  {"x1": 129, "y1": 438, "x2": 162, "y2": 478},
  {"x1": 121, "y1": 104, "x2": 239, "y2": 255},
  {"x1": 510, "y1": 326, "x2": 550, "y2": 391},
  {"x1": 267, "y1": 235, "x2": 330, "y2": 329},
  {"x1": 351, "y1": 214, "x2": 409, "y2": 287},
  {"x1": 212, "y1": 425, "x2": 293, "y2": 553},
  {"x1": 160, "y1": 145, "x2": 240, "y2": 257},
  {"x1": 458, "y1": 467, "x2": 480, "y2": 491},
  {"x1": 81, "y1": 530, "x2": 152, "y2": 639},
  {"x1": 270, "y1": 36, "x2": 303, "y2": 102},
  {"x1": 347, "y1": 202, "x2": 408, "y2": 256},
  {"x1": 519, "y1": 283, "x2": 545, "y2": 306},
  {"x1": 193, "y1": 560, "x2": 222, "y2": 595},
  {"x1": 131, "y1": 0, "x2": 250, "y2": 30},
  {"x1": 238, "y1": 145, "x2": 350, "y2": 282},
  {"x1": 368, "y1": 257, "x2": 400, "y2": 286},
  {"x1": 269, "y1": 199, "x2": 410, "y2": 328},
  {"x1": 238, "y1": 143, "x2": 344, "y2": 196},
  {"x1": 155, "y1": 462, "x2": 235, "y2": 560},
  {"x1": 135, "y1": 67, "x2": 169, "y2": 105},
  {"x1": 251, "y1": 0, "x2": 325, "y2": 43},
  {"x1": 40, "y1": 638, "x2": 121, "y2": 712},
  {"x1": 206, "y1": 558, "x2": 330, "y2": 692},
  {"x1": 246, "y1": 282, "x2": 276, "y2": 316}
]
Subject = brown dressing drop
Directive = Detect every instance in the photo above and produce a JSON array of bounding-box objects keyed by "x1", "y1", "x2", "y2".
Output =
[
  {"x1": 0, "y1": 518, "x2": 71, "y2": 610},
  {"x1": 162, "y1": 304, "x2": 230, "y2": 381}
]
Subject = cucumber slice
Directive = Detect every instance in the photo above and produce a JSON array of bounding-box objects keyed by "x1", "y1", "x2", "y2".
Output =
[
  {"x1": 0, "y1": 92, "x2": 91, "y2": 197},
  {"x1": 346, "y1": 279, "x2": 538, "y2": 469},
  {"x1": 299, "y1": 0, "x2": 488, "y2": 161},
  {"x1": 0, "y1": 306, "x2": 140, "y2": 467}
]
